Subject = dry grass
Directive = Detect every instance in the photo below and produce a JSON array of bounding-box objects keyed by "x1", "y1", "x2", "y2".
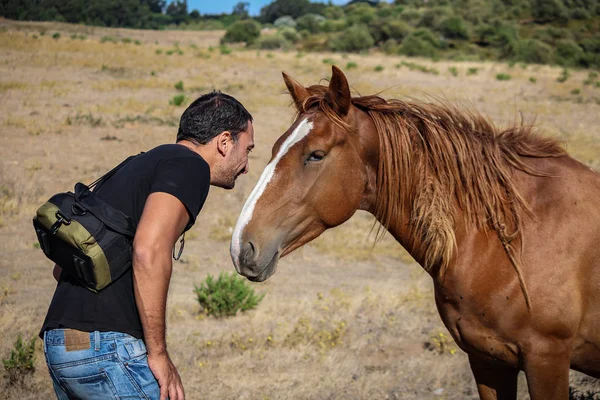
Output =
[{"x1": 0, "y1": 19, "x2": 598, "y2": 399}]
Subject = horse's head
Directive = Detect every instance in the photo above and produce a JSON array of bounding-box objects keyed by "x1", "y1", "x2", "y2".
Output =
[{"x1": 230, "y1": 66, "x2": 378, "y2": 281}]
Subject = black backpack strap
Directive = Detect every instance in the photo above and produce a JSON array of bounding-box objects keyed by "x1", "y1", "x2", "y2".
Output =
[
  {"x1": 74, "y1": 183, "x2": 136, "y2": 237},
  {"x1": 88, "y1": 153, "x2": 142, "y2": 190}
]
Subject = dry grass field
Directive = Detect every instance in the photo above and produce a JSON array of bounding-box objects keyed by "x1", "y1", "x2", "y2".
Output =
[{"x1": 1, "y1": 18, "x2": 599, "y2": 399}]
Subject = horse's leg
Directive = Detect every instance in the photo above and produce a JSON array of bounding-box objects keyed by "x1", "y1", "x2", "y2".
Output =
[
  {"x1": 522, "y1": 340, "x2": 571, "y2": 400},
  {"x1": 468, "y1": 354, "x2": 518, "y2": 400}
]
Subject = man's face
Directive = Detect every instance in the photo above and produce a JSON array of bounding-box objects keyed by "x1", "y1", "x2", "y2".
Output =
[{"x1": 218, "y1": 120, "x2": 254, "y2": 189}]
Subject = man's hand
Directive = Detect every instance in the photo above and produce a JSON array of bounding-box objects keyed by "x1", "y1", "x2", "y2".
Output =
[{"x1": 148, "y1": 352, "x2": 185, "y2": 400}]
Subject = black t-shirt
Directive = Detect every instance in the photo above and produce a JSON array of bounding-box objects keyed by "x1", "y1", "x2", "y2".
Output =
[{"x1": 40, "y1": 144, "x2": 210, "y2": 339}]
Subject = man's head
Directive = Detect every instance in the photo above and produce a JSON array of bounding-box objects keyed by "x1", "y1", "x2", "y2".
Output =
[{"x1": 177, "y1": 91, "x2": 254, "y2": 189}]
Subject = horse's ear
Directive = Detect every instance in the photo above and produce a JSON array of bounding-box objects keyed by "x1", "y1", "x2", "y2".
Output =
[
  {"x1": 282, "y1": 71, "x2": 309, "y2": 111},
  {"x1": 328, "y1": 65, "x2": 351, "y2": 116}
]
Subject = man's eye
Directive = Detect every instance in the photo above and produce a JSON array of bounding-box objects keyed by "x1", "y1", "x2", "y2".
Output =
[{"x1": 305, "y1": 151, "x2": 326, "y2": 165}]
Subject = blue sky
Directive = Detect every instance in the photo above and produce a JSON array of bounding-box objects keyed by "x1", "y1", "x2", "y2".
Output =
[{"x1": 187, "y1": 1, "x2": 351, "y2": 16}]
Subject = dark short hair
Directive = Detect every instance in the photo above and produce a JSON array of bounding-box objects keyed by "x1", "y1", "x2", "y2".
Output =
[{"x1": 177, "y1": 91, "x2": 253, "y2": 144}]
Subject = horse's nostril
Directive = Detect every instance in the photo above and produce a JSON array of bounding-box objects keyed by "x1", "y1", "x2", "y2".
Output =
[{"x1": 242, "y1": 241, "x2": 256, "y2": 264}]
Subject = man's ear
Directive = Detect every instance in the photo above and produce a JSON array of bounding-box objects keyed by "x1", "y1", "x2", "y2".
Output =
[{"x1": 216, "y1": 131, "x2": 233, "y2": 156}]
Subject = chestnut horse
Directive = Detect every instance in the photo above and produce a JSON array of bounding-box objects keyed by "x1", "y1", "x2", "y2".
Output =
[{"x1": 230, "y1": 66, "x2": 600, "y2": 399}]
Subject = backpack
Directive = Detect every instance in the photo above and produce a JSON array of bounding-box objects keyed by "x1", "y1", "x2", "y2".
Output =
[{"x1": 33, "y1": 155, "x2": 138, "y2": 292}]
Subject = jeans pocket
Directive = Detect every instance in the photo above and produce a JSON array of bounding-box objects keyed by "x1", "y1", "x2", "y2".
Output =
[
  {"x1": 122, "y1": 355, "x2": 160, "y2": 400},
  {"x1": 59, "y1": 370, "x2": 119, "y2": 399}
]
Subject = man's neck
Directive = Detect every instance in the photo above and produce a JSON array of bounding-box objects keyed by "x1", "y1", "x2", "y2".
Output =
[{"x1": 176, "y1": 140, "x2": 215, "y2": 167}]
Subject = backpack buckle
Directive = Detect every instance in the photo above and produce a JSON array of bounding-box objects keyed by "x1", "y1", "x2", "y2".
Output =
[{"x1": 50, "y1": 211, "x2": 71, "y2": 234}]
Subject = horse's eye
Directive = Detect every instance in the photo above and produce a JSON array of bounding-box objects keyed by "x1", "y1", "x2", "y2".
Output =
[{"x1": 305, "y1": 151, "x2": 326, "y2": 165}]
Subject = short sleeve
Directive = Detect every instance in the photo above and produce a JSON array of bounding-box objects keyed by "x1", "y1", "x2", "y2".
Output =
[{"x1": 150, "y1": 156, "x2": 210, "y2": 230}]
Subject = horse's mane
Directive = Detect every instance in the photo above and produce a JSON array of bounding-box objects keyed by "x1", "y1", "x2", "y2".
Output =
[{"x1": 298, "y1": 85, "x2": 566, "y2": 289}]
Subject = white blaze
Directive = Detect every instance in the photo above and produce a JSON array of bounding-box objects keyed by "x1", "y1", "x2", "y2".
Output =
[{"x1": 231, "y1": 118, "x2": 313, "y2": 266}]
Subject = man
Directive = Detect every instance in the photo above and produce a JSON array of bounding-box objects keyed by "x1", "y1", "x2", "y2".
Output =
[{"x1": 40, "y1": 91, "x2": 254, "y2": 400}]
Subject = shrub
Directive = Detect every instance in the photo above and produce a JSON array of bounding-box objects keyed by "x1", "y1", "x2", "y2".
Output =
[
  {"x1": 419, "y1": 6, "x2": 453, "y2": 30},
  {"x1": 382, "y1": 19, "x2": 413, "y2": 41},
  {"x1": 220, "y1": 45, "x2": 233, "y2": 55},
  {"x1": 3, "y1": 335, "x2": 36, "y2": 385},
  {"x1": 517, "y1": 39, "x2": 554, "y2": 64},
  {"x1": 274, "y1": 16, "x2": 296, "y2": 28},
  {"x1": 320, "y1": 19, "x2": 347, "y2": 33},
  {"x1": 557, "y1": 67, "x2": 570, "y2": 83},
  {"x1": 221, "y1": 20, "x2": 261, "y2": 45},
  {"x1": 194, "y1": 272, "x2": 265, "y2": 317},
  {"x1": 296, "y1": 14, "x2": 325, "y2": 34},
  {"x1": 328, "y1": 24, "x2": 375, "y2": 53},
  {"x1": 467, "y1": 67, "x2": 478, "y2": 75},
  {"x1": 279, "y1": 27, "x2": 301, "y2": 43},
  {"x1": 496, "y1": 73, "x2": 511, "y2": 81},
  {"x1": 439, "y1": 16, "x2": 470, "y2": 40},
  {"x1": 555, "y1": 39, "x2": 584, "y2": 67},
  {"x1": 174, "y1": 81, "x2": 184, "y2": 91},
  {"x1": 52, "y1": 32, "x2": 60, "y2": 39},
  {"x1": 374, "y1": 65, "x2": 384, "y2": 72},
  {"x1": 448, "y1": 66, "x2": 459, "y2": 77},
  {"x1": 380, "y1": 39, "x2": 399, "y2": 55},
  {"x1": 169, "y1": 94, "x2": 186, "y2": 106},
  {"x1": 257, "y1": 34, "x2": 290, "y2": 50},
  {"x1": 529, "y1": 77, "x2": 537, "y2": 83},
  {"x1": 399, "y1": 30, "x2": 439, "y2": 58},
  {"x1": 101, "y1": 36, "x2": 118, "y2": 43},
  {"x1": 346, "y1": 61, "x2": 358, "y2": 69}
]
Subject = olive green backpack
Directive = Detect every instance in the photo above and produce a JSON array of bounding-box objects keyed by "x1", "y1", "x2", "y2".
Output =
[{"x1": 33, "y1": 156, "x2": 137, "y2": 292}]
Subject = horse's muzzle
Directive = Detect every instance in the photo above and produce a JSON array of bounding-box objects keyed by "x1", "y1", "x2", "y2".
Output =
[{"x1": 232, "y1": 240, "x2": 280, "y2": 282}]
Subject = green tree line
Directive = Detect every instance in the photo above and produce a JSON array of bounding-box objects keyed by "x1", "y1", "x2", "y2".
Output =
[{"x1": 1, "y1": 0, "x2": 599, "y2": 68}]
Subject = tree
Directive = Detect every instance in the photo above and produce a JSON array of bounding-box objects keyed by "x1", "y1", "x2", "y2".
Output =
[
  {"x1": 166, "y1": 0, "x2": 188, "y2": 25},
  {"x1": 144, "y1": 0, "x2": 166, "y2": 14},
  {"x1": 259, "y1": 0, "x2": 325, "y2": 23},
  {"x1": 530, "y1": 0, "x2": 569, "y2": 23},
  {"x1": 232, "y1": 2, "x2": 250, "y2": 19}
]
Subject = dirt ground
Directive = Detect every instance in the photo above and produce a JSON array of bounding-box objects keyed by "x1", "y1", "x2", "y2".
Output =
[{"x1": 0, "y1": 18, "x2": 599, "y2": 399}]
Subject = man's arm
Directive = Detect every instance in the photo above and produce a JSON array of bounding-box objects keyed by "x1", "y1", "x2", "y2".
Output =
[{"x1": 133, "y1": 192, "x2": 189, "y2": 400}]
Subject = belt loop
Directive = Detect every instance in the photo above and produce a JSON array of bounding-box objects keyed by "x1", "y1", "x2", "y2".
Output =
[
  {"x1": 94, "y1": 331, "x2": 100, "y2": 351},
  {"x1": 43, "y1": 331, "x2": 47, "y2": 354}
]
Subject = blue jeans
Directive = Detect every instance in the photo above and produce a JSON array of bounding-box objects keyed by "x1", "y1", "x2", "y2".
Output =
[{"x1": 43, "y1": 329, "x2": 160, "y2": 399}]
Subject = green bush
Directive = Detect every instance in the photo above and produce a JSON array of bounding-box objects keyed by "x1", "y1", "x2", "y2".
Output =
[
  {"x1": 448, "y1": 66, "x2": 459, "y2": 77},
  {"x1": 439, "y1": 16, "x2": 470, "y2": 40},
  {"x1": 496, "y1": 73, "x2": 511, "y2": 81},
  {"x1": 3, "y1": 335, "x2": 36, "y2": 385},
  {"x1": 194, "y1": 272, "x2": 265, "y2": 317},
  {"x1": 52, "y1": 32, "x2": 60, "y2": 39},
  {"x1": 220, "y1": 45, "x2": 233, "y2": 55},
  {"x1": 274, "y1": 16, "x2": 296, "y2": 28},
  {"x1": 174, "y1": 81, "x2": 184, "y2": 91},
  {"x1": 380, "y1": 39, "x2": 399, "y2": 55},
  {"x1": 221, "y1": 20, "x2": 261, "y2": 46},
  {"x1": 399, "y1": 29, "x2": 439, "y2": 58},
  {"x1": 257, "y1": 34, "x2": 291, "y2": 50},
  {"x1": 169, "y1": 94, "x2": 186, "y2": 106},
  {"x1": 517, "y1": 39, "x2": 554, "y2": 64},
  {"x1": 346, "y1": 61, "x2": 358, "y2": 69},
  {"x1": 557, "y1": 67, "x2": 570, "y2": 83},
  {"x1": 420, "y1": 6, "x2": 453, "y2": 30},
  {"x1": 296, "y1": 14, "x2": 325, "y2": 34},
  {"x1": 320, "y1": 19, "x2": 347, "y2": 33},
  {"x1": 371, "y1": 18, "x2": 412, "y2": 43},
  {"x1": 467, "y1": 67, "x2": 478, "y2": 75},
  {"x1": 374, "y1": 65, "x2": 384, "y2": 72},
  {"x1": 328, "y1": 24, "x2": 375, "y2": 53},
  {"x1": 279, "y1": 27, "x2": 301, "y2": 43},
  {"x1": 555, "y1": 39, "x2": 584, "y2": 67},
  {"x1": 529, "y1": 76, "x2": 537, "y2": 83}
]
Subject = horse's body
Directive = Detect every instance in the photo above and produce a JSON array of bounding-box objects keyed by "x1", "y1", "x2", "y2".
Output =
[{"x1": 230, "y1": 66, "x2": 600, "y2": 399}]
